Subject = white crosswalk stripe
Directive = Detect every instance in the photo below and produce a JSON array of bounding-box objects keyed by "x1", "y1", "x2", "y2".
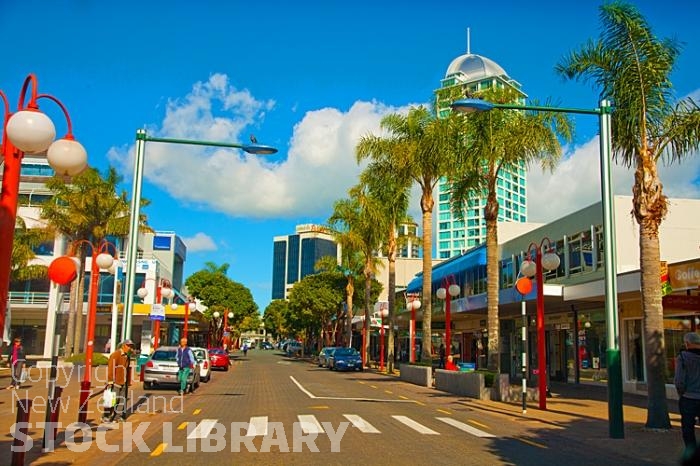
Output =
[
  {"x1": 187, "y1": 419, "x2": 219, "y2": 439},
  {"x1": 246, "y1": 416, "x2": 268, "y2": 437},
  {"x1": 297, "y1": 414, "x2": 325, "y2": 434},
  {"x1": 436, "y1": 417, "x2": 495, "y2": 438},
  {"x1": 391, "y1": 415, "x2": 440, "y2": 435},
  {"x1": 343, "y1": 414, "x2": 381, "y2": 433}
]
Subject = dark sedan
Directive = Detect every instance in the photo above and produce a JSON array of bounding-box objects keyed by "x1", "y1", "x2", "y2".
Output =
[{"x1": 328, "y1": 347, "x2": 363, "y2": 371}]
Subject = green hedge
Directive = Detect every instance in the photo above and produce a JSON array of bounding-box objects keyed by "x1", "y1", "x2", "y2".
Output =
[
  {"x1": 475, "y1": 369, "x2": 497, "y2": 387},
  {"x1": 65, "y1": 353, "x2": 109, "y2": 366}
]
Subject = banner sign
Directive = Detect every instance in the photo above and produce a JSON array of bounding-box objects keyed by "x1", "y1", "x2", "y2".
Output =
[{"x1": 149, "y1": 303, "x2": 165, "y2": 321}]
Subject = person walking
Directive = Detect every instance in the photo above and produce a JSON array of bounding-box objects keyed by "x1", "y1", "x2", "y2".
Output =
[
  {"x1": 176, "y1": 338, "x2": 195, "y2": 395},
  {"x1": 242, "y1": 342, "x2": 249, "y2": 357},
  {"x1": 438, "y1": 344, "x2": 446, "y2": 369},
  {"x1": 6, "y1": 337, "x2": 26, "y2": 389},
  {"x1": 103, "y1": 339, "x2": 134, "y2": 423},
  {"x1": 675, "y1": 332, "x2": 700, "y2": 459}
]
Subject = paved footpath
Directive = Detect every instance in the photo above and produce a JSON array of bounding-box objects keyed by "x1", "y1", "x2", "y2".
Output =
[{"x1": 0, "y1": 361, "x2": 688, "y2": 465}]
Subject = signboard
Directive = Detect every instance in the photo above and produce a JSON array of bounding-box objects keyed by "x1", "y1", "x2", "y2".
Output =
[
  {"x1": 150, "y1": 303, "x2": 165, "y2": 321},
  {"x1": 370, "y1": 317, "x2": 381, "y2": 328},
  {"x1": 669, "y1": 260, "x2": 700, "y2": 290},
  {"x1": 663, "y1": 295, "x2": 700, "y2": 311}
]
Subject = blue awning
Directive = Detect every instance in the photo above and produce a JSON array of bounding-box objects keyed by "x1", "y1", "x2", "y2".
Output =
[{"x1": 406, "y1": 245, "x2": 487, "y2": 293}]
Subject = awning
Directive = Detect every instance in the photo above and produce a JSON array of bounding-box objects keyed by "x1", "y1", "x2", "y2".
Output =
[{"x1": 406, "y1": 245, "x2": 486, "y2": 293}]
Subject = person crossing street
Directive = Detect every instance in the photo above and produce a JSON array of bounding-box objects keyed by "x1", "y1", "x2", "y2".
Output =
[{"x1": 176, "y1": 338, "x2": 196, "y2": 395}]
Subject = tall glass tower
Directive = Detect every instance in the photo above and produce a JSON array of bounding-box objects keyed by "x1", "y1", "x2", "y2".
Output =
[{"x1": 435, "y1": 50, "x2": 528, "y2": 259}]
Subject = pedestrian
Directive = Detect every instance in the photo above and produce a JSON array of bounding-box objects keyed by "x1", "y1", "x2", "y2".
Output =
[
  {"x1": 675, "y1": 332, "x2": 700, "y2": 459},
  {"x1": 439, "y1": 344, "x2": 446, "y2": 369},
  {"x1": 176, "y1": 338, "x2": 196, "y2": 395},
  {"x1": 445, "y1": 354, "x2": 458, "y2": 371},
  {"x1": 6, "y1": 337, "x2": 25, "y2": 389},
  {"x1": 242, "y1": 342, "x2": 248, "y2": 357},
  {"x1": 104, "y1": 338, "x2": 112, "y2": 354},
  {"x1": 103, "y1": 339, "x2": 134, "y2": 423}
]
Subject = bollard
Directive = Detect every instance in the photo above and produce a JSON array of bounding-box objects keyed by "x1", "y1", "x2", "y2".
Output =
[
  {"x1": 49, "y1": 387, "x2": 63, "y2": 446},
  {"x1": 12, "y1": 398, "x2": 32, "y2": 466},
  {"x1": 77, "y1": 380, "x2": 91, "y2": 424}
]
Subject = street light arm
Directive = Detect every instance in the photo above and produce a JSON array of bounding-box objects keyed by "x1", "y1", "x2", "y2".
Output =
[
  {"x1": 17, "y1": 73, "x2": 40, "y2": 110},
  {"x1": 0, "y1": 90, "x2": 9, "y2": 119},
  {"x1": 136, "y1": 131, "x2": 278, "y2": 155},
  {"x1": 451, "y1": 98, "x2": 602, "y2": 116},
  {"x1": 37, "y1": 94, "x2": 76, "y2": 139}
]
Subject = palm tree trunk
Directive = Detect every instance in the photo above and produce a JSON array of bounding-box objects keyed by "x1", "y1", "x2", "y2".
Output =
[
  {"x1": 420, "y1": 192, "x2": 434, "y2": 363},
  {"x1": 485, "y1": 191, "x2": 500, "y2": 372},
  {"x1": 640, "y1": 227, "x2": 671, "y2": 429},
  {"x1": 64, "y1": 278, "x2": 79, "y2": 356},
  {"x1": 387, "y1": 228, "x2": 397, "y2": 373},
  {"x1": 364, "y1": 268, "x2": 371, "y2": 367},
  {"x1": 345, "y1": 278, "x2": 354, "y2": 347},
  {"x1": 73, "y1": 270, "x2": 87, "y2": 353}
]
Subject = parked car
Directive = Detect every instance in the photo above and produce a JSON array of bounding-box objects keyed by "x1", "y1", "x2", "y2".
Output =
[
  {"x1": 260, "y1": 341, "x2": 274, "y2": 350},
  {"x1": 328, "y1": 347, "x2": 363, "y2": 371},
  {"x1": 143, "y1": 346, "x2": 201, "y2": 391},
  {"x1": 318, "y1": 347, "x2": 338, "y2": 367},
  {"x1": 286, "y1": 341, "x2": 303, "y2": 357},
  {"x1": 192, "y1": 347, "x2": 211, "y2": 383},
  {"x1": 208, "y1": 347, "x2": 231, "y2": 371}
]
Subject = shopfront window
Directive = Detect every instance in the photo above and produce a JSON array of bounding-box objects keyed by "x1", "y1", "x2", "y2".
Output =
[
  {"x1": 625, "y1": 319, "x2": 644, "y2": 382},
  {"x1": 664, "y1": 316, "x2": 696, "y2": 384}
]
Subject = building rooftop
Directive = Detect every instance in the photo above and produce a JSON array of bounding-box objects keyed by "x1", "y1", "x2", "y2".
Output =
[{"x1": 445, "y1": 53, "x2": 508, "y2": 81}]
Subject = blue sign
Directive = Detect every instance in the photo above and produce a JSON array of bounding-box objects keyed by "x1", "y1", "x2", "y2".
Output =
[{"x1": 153, "y1": 235, "x2": 172, "y2": 251}]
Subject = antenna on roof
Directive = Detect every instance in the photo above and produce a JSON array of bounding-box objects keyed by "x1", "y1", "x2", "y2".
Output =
[{"x1": 466, "y1": 27, "x2": 471, "y2": 54}]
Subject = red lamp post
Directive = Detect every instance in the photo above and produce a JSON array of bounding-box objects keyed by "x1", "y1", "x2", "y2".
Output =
[
  {"x1": 520, "y1": 239, "x2": 560, "y2": 410},
  {"x1": 0, "y1": 74, "x2": 87, "y2": 345},
  {"x1": 436, "y1": 278, "x2": 461, "y2": 359},
  {"x1": 137, "y1": 279, "x2": 173, "y2": 350},
  {"x1": 406, "y1": 294, "x2": 421, "y2": 363}
]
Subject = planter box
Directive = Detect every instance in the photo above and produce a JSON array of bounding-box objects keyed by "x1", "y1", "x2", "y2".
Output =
[
  {"x1": 495, "y1": 374, "x2": 539, "y2": 402},
  {"x1": 435, "y1": 369, "x2": 491, "y2": 400},
  {"x1": 399, "y1": 364, "x2": 432, "y2": 387}
]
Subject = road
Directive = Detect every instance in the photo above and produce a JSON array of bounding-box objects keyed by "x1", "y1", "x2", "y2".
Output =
[{"x1": 38, "y1": 349, "x2": 664, "y2": 465}]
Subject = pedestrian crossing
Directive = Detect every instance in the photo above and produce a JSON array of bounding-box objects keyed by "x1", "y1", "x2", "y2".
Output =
[{"x1": 179, "y1": 413, "x2": 495, "y2": 439}]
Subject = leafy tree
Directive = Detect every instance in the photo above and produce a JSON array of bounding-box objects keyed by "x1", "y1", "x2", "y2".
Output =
[
  {"x1": 11, "y1": 217, "x2": 53, "y2": 282},
  {"x1": 358, "y1": 106, "x2": 462, "y2": 362},
  {"x1": 556, "y1": 1, "x2": 700, "y2": 429},
  {"x1": 449, "y1": 87, "x2": 572, "y2": 371},
  {"x1": 263, "y1": 299, "x2": 290, "y2": 340},
  {"x1": 42, "y1": 167, "x2": 137, "y2": 355}
]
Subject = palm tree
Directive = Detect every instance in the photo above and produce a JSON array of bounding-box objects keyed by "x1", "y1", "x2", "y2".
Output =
[
  {"x1": 556, "y1": 1, "x2": 700, "y2": 430},
  {"x1": 449, "y1": 87, "x2": 572, "y2": 372},
  {"x1": 356, "y1": 106, "x2": 461, "y2": 363},
  {"x1": 353, "y1": 158, "x2": 412, "y2": 373},
  {"x1": 329, "y1": 191, "x2": 383, "y2": 365},
  {"x1": 42, "y1": 166, "x2": 141, "y2": 355},
  {"x1": 11, "y1": 217, "x2": 53, "y2": 282}
]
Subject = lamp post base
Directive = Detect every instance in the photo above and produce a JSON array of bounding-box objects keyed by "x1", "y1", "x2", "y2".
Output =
[{"x1": 607, "y1": 348, "x2": 624, "y2": 438}]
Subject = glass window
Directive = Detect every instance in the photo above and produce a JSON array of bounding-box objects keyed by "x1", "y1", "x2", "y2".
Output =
[{"x1": 439, "y1": 231, "x2": 450, "y2": 240}]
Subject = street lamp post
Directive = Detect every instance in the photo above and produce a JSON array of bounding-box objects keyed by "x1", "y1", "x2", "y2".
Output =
[
  {"x1": 520, "y1": 239, "x2": 560, "y2": 410},
  {"x1": 137, "y1": 279, "x2": 173, "y2": 351},
  {"x1": 379, "y1": 307, "x2": 389, "y2": 372},
  {"x1": 223, "y1": 310, "x2": 234, "y2": 349},
  {"x1": 121, "y1": 129, "x2": 277, "y2": 342},
  {"x1": 0, "y1": 74, "x2": 88, "y2": 343},
  {"x1": 406, "y1": 295, "x2": 421, "y2": 363},
  {"x1": 436, "y1": 278, "x2": 460, "y2": 359},
  {"x1": 451, "y1": 98, "x2": 623, "y2": 438}
]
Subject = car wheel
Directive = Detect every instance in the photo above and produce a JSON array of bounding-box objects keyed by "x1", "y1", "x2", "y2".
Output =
[
  {"x1": 224, "y1": 364, "x2": 229, "y2": 372},
  {"x1": 144, "y1": 381, "x2": 153, "y2": 389},
  {"x1": 203, "y1": 374, "x2": 210, "y2": 383}
]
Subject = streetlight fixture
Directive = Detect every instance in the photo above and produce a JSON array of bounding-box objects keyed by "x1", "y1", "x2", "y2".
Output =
[
  {"x1": 405, "y1": 294, "x2": 421, "y2": 363},
  {"x1": 0, "y1": 74, "x2": 88, "y2": 342},
  {"x1": 451, "y1": 98, "x2": 623, "y2": 438},
  {"x1": 121, "y1": 129, "x2": 277, "y2": 343},
  {"x1": 436, "y1": 278, "x2": 460, "y2": 358},
  {"x1": 520, "y1": 239, "x2": 560, "y2": 410},
  {"x1": 137, "y1": 278, "x2": 173, "y2": 350}
]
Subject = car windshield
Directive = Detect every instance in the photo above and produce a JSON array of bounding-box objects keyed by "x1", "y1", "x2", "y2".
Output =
[
  {"x1": 193, "y1": 349, "x2": 207, "y2": 359},
  {"x1": 321, "y1": 348, "x2": 335, "y2": 355},
  {"x1": 151, "y1": 350, "x2": 177, "y2": 361},
  {"x1": 209, "y1": 349, "x2": 225, "y2": 355},
  {"x1": 333, "y1": 348, "x2": 357, "y2": 357}
]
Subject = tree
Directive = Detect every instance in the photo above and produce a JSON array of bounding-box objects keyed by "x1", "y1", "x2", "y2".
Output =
[
  {"x1": 355, "y1": 155, "x2": 413, "y2": 374},
  {"x1": 449, "y1": 87, "x2": 572, "y2": 371},
  {"x1": 329, "y1": 190, "x2": 383, "y2": 365},
  {"x1": 556, "y1": 1, "x2": 700, "y2": 429},
  {"x1": 41, "y1": 167, "x2": 136, "y2": 355},
  {"x1": 263, "y1": 299, "x2": 290, "y2": 340},
  {"x1": 11, "y1": 217, "x2": 53, "y2": 282},
  {"x1": 357, "y1": 106, "x2": 462, "y2": 362}
]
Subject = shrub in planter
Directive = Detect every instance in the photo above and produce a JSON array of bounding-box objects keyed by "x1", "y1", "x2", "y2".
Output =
[
  {"x1": 476, "y1": 369, "x2": 497, "y2": 387},
  {"x1": 65, "y1": 353, "x2": 109, "y2": 366}
]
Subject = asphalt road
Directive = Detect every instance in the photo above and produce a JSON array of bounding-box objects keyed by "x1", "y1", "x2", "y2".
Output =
[{"x1": 42, "y1": 349, "x2": 664, "y2": 466}]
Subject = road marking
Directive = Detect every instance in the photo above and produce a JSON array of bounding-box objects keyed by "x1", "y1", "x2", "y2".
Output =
[
  {"x1": 398, "y1": 395, "x2": 409, "y2": 400},
  {"x1": 150, "y1": 442, "x2": 167, "y2": 457},
  {"x1": 309, "y1": 405, "x2": 330, "y2": 409},
  {"x1": 437, "y1": 417, "x2": 495, "y2": 438},
  {"x1": 246, "y1": 416, "x2": 268, "y2": 437},
  {"x1": 298, "y1": 415, "x2": 325, "y2": 434},
  {"x1": 177, "y1": 422, "x2": 188, "y2": 430},
  {"x1": 187, "y1": 419, "x2": 218, "y2": 439},
  {"x1": 290, "y1": 376, "x2": 317, "y2": 399},
  {"x1": 193, "y1": 408, "x2": 202, "y2": 415},
  {"x1": 516, "y1": 436, "x2": 546, "y2": 448},
  {"x1": 370, "y1": 385, "x2": 378, "y2": 389},
  {"x1": 392, "y1": 416, "x2": 439, "y2": 435},
  {"x1": 384, "y1": 390, "x2": 393, "y2": 394},
  {"x1": 358, "y1": 381, "x2": 367, "y2": 385},
  {"x1": 437, "y1": 408, "x2": 452, "y2": 415},
  {"x1": 414, "y1": 401, "x2": 425, "y2": 406},
  {"x1": 468, "y1": 419, "x2": 489, "y2": 430},
  {"x1": 343, "y1": 414, "x2": 380, "y2": 434}
]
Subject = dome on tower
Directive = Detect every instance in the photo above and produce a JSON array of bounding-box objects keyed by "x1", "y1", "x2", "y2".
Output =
[{"x1": 445, "y1": 53, "x2": 508, "y2": 81}]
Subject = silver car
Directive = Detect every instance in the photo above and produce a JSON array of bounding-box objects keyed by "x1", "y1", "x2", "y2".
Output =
[
  {"x1": 143, "y1": 346, "x2": 201, "y2": 391},
  {"x1": 318, "y1": 347, "x2": 338, "y2": 367}
]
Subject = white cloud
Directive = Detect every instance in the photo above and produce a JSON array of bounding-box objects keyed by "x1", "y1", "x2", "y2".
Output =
[
  {"x1": 107, "y1": 74, "x2": 406, "y2": 219},
  {"x1": 527, "y1": 137, "x2": 700, "y2": 223},
  {"x1": 182, "y1": 232, "x2": 217, "y2": 252}
]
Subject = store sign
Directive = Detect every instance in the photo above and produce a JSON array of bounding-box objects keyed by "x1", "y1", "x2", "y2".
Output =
[
  {"x1": 669, "y1": 261, "x2": 700, "y2": 290},
  {"x1": 663, "y1": 295, "x2": 700, "y2": 311},
  {"x1": 149, "y1": 303, "x2": 165, "y2": 321}
]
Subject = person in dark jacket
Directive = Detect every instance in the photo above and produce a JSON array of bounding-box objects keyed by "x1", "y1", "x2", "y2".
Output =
[
  {"x1": 102, "y1": 339, "x2": 134, "y2": 423},
  {"x1": 675, "y1": 332, "x2": 700, "y2": 458},
  {"x1": 6, "y1": 337, "x2": 26, "y2": 389}
]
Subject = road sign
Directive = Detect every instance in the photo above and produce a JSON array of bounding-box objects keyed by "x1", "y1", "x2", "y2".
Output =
[
  {"x1": 149, "y1": 303, "x2": 165, "y2": 321},
  {"x1": 370, "y1": 317, "x2": 381, "y2": 327}
]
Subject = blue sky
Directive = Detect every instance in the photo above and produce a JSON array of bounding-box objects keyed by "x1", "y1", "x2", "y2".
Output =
[{"x1": 3, "y1": 0, "x2": 699, "y2": 312}]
